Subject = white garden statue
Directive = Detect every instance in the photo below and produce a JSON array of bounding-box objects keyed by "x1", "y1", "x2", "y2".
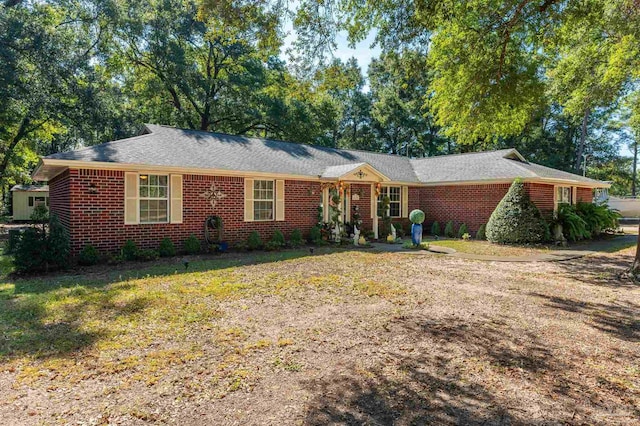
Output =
[
  {"x1": 332, "y1": 223, "x2": 341, "y2": 243},
  {"x1": 390, "y1": 223, "x2": 397, "y2": 240},
  {"x1": 353, "y1": 225, "x2": 360, "y2": 246}
]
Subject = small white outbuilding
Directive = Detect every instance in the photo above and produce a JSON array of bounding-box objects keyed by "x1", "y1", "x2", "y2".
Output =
[{"x1": 10, "y1": 184, "x2": 49, "y2": 221}]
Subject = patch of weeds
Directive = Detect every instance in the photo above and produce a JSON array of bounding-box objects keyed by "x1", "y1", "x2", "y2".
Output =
[
  {"x1": 272, "y1": 356, "x2": 303, "y2": 372},
  {"x1": 277, "y1": 338, "x2": 294, "y2": 347},
  {"x1": 245, "y1": 339, "x2": 272, "y2": 351},
  {"x1": 353, "y1": 280, "x2": 407, "y2": 300}
]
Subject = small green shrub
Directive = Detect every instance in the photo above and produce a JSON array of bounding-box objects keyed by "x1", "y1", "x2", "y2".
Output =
[
  {"x1": 431, "y1": 221, "x2": 441, "y2": 236},
  {"x1": 138, "y1": 248, "x2": 160, "y2": 261},
  {"x1": 183, "y1": 234, "x2": 201, "y2": 254},
  {"x1": 271, "y1": 229, "x2": 285, "y2": 247},
  {"x1": 444, "y1": 221, "x2": 455, "y2": 238},
  {"x1": 247, "y1": 231, "x2": 263, "y2": 250},
  {"x1": 476, "y1": 224, "x2": 487, "y2": 240},
  {"x1": 158, "y1": 237, "x2": 176, "y2": 257},
  {"x1": 485, "y1": 178, "x2": 547, "y2": 243},
  {"x1": 122, "y1": 239, "x2": 139, "y2": 261},
  {"x1": 78, "y1": 245, "x2": 100, "y2": 266},
  {"x1": 289, "y1": 228, "x2": 304, "y2": 247},
  {"x1": 457, "y1": 223, "x2": 469, "y2": 239},
  {"x1": 30, "y1": 204, "x2": 49, "y2": 223},
  {"x1": 409, "y1": 209, "x2": 425, "y2": 224},
  {"x1": 5, "y1": 229, "x2": 21, "y2": 254},
  {"x1": 575, "y1": 202, "x2": 620, "y2": 235},
  {"x1": 234, "y1": 241, "x2": 248, "y2": 251},
  {"x1": 309, "y1": 226, "x2": 322, "y2": 244},
  {"x1": 107, "y1": 253, "x2": 124, "y2": 265},
  {"x1": 264, "y1": 241, "x2": 281, "y2": 251},
  {"x1": 461, "y1": 233, "x2": 471, "y2": 241},
  {"x1": 13, "y1": 215, "x2": 69, "y2": 273}
]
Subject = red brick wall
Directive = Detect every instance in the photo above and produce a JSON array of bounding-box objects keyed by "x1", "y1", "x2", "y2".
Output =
[
  {"x1": 350, "y1": 184, "x2": 372, "y2": 232},
  {"x1": 576, "y1": 187, "x2": 593, "y2": 203},
  {"x1": 47, "y1": 168, "x2": 598, "y2": 253},
  {"x1": 48, "y1": 169, "x2": 71, "y2": 229},
  {"x1": 419, "y1": 182, "x2": 557, "y2": 234},
  {"x1": 49, "y1": 169, "x2": 323, "y2": 255}
]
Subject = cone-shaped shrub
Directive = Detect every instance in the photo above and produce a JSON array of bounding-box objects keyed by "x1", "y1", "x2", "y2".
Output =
[
  {"x1": 486, "y1": 179, "x2": 547, "y2": 243},
  {"x1": 476, "y1": 224, "x2": 487, "y2": 240},
  {"x1": 457, "y1": 223, "x2": 468, "y2": 239},
  {"x1": 431, "y1": 221, "x2": 440, "y2": 236},
  {"x1": 444, "y1": 221, "x2": 455, "y2": 238}
]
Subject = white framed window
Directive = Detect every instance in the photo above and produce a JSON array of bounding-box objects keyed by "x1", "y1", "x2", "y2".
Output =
[
  {"x1": 378, "y1": 186, "x2": 401, "y2": 218},
  {"x1": 556, "y1": 186, "x2": 572, "y2": 205},
  {"x1": 253, "y1": 179, "x2": 274, "y2": 221},
  {"x1": 139, "y1": 174, "x2": 169, "y2": 223}
]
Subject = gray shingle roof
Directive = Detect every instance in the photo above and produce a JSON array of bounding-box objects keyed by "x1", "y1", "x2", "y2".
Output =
[
  {"x1": 42, "y1": 124, "x2": 607, "y2": 186},
  {"x1": 11, "y1": 184, "x2": 49, "y2": 192}
]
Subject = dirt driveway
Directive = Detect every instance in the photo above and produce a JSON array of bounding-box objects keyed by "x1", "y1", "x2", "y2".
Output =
[{"x1": 1, "y1": 247, "x2": 638, "y2": 425}]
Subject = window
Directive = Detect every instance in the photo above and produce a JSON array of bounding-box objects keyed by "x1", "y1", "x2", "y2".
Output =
[
  {"x1": 34, "y1": 196, "x2": 46, "y2": 207},
  {"x1": 139, "y1": 174, "x2": 169, "y2": 223},
  {"x1": 556, "y1": 186, "x2": 572, "y2": 205},
  {"x1": 378, "y1": 186, "x2": 401, "y2": 218},
  {"x1": 253, "y1": 180, "x2": 274, "y2": 221},
  {"x1": 28, "y1": 196, "x2": 33, "y2": 207}
]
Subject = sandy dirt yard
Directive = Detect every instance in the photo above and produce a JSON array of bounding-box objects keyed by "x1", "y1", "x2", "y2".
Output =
[{"x1": 0, "y1": 247, "x2": 638, "y2": 425}]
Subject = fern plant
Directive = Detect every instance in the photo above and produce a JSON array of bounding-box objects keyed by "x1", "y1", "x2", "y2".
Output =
[{"x1": 557, "y1": 204, "x2": 590, "y2": 241}]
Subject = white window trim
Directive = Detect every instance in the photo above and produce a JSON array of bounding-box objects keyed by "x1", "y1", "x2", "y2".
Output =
[
  {"x1": 139, "y1": 173, "x2": 170, "y2": 224},
  {"x1": 253, "y1": 179, "x2": 275, "y2": 222},
  {"x1": 377, "y1": 186, "x2": 402, "y2": 218},
  {"x1": 554, "y1": 185, "x2": 573, "y2": 212}
]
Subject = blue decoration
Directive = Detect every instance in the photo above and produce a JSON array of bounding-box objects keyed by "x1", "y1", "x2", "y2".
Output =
[{"x1": 411, "y1": 223, "x2": 423, "y2": 246}]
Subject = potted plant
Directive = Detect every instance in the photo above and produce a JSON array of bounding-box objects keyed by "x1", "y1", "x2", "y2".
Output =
[{"x1": 410, "y1": 209, "x2": 425, "y2": 245}]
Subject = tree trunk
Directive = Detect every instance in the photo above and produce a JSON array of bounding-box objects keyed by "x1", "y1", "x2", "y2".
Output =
[
  {"x1": 0, "y1": 116, "x2": 31, "y2": 185},
  {"x1": 575, "y1": 108, "x2": 590, "y2": 172},
  {"x1": 633, "y1": 141, "x2": 638, "y2": 197},
  {"x1": 632, "y1": 222, "x2": 640, "y2": 276}
]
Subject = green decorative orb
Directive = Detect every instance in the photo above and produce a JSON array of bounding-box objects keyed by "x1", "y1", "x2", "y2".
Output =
[{"x1": 409, "y1": 209, "x2": 425, "y2": 224}]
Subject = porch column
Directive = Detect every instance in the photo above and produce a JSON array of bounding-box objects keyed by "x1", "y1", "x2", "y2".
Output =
[{"x1": 371, "y1": 183, "x2": 378, "y2": 239}]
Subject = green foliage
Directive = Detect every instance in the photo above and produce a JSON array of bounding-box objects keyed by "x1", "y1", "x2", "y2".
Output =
[
  {"x1": 409, "y1": 209, "x2": 425, "y2": 224},
  {"x1": 78, "y1": 245, "x2": 100, "y2": 266},
  {"x1": 5, "y1": 229, "x2": 21, "y2": 254},
  {"x1": 266, "y1": 230, "x2": 285, "y2": 251},
  {"x1": 247, "y1": 231, "x2": 263, "y2": 250},
  {"x1": 158, "y1": 238, "x2": 176, "y2": 257},
  {"x1": 13, "y1": 215, "x2": 69, "y2": 273},
  {"x1": 289, "y1": 229, "x2": 304, "y2": 247},
  {"x1": 444, "y1": 221, "x2": 455, "y2": 238},
  {"x1": 457, "y1": 223, "x2": 468, "y2": 239},
  {"x1": 380, "y1": 195, "x2": 392, "y2": 236},
  {"x1": 461, "y1": 233, "x2": 471, "y2": 241},
  {"x1": 309, "y1": 226, "x2": 322, "y2": 244},
  {"x1": 574, "y1": 202, "x2": 620, "y2": 235},
  {"x1": 138, "y1": 249, "x2": 160, "y2": 261},
  {"x1": 555, "y1": 202, "x2": 619, "y2": 242},
  {"x1": 30, "y1": 204, "x2": 49, "y2": 223},
  {"x1": 475, "y1": 224, "x2": 487, "y2": 241},
  {"x1": 486, "y1": 179, "x2": 547, "y2": 244},
  {"x1": 430, "y1": 221, "x2": 441, "y2": 236},
  {"x1": 183, "y1": 234, "x2": 201, "y2": 254},
  {"x1": 122, "y1": 240, "x2": 139, "y2": 261}
]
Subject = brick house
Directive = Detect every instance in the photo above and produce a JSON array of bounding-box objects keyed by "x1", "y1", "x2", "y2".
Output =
[{"x1": 32, "y1": 124, "x2": 609, "y2": 254}]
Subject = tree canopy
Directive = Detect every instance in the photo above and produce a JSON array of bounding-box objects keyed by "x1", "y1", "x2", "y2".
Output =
[{"x1": 1, "y1": 0, "x2": 640, "y2": 201}]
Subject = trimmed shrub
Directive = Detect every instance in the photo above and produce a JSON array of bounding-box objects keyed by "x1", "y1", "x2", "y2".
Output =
[
  {"x1": 138, "y1": 249, "x2": 160, "y2": 261},
  {"x1": 476, "y1": 224, "x2": 487, "y2": 240},
  {"x1": 486, "y1": 178, "x2": 547, "y2": 243},
  {"x1": 271, "y1": 229, "x2": 285, "y2": 247},
  {"x1": 431, "y1": 221, "x2": 441, "y2": 236},
  {"x1": 289, "y1": 229, "x2": 304, "y2": 247},
  {"x1": 247, "y1": 231, "x2": 263, "y2": 250},
  {"x1": 122, "y1": 239, "x2": 139, "y2": 260},
  {"x1": 309, "y1": 226, "x2": 322, "y2": 244},
  {"x1": 183, "y1": 234, "x2": 201, "y2": 254},
  {"x1": 78, "y1": 245, "x2": 100, "y2": 266},
  {"x1": 5, "y1": 229, "x2": 22, "y2": 254},
  {"x1": 13, "y1": 215, "x2": 69, "y2": 273},
  {"x1": 409, "y1": 209, "x2": 425, "y2": 224},
  {"x1": 457, "y1": 223, "x2": 469, "y2": 239},
  {"x1": 444, "y1": 221, "x2": 455, "y2": 238},
  {"x1": 159, "y1": 237, "x2": 176, "y2": 257}
]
